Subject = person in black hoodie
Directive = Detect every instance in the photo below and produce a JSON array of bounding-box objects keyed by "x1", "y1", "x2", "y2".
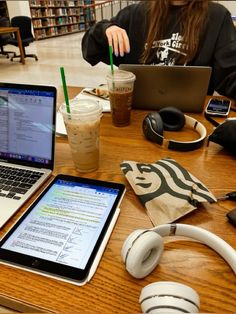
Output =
[{"x1": 82, "y1": 0, "x2": 236, "y2": 99}]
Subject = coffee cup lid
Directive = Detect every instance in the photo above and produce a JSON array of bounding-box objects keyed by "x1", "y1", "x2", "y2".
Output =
[
  {"x1": 60, "y1": 98, "x2": 102, "y2": 118},
  {"x1": 106, "y1": 69, "x2": 136, "y2": 82}
]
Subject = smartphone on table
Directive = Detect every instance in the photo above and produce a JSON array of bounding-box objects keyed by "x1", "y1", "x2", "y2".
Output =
[{"x1": 205, "y1": 98, "x2": 231, "y2": 116}]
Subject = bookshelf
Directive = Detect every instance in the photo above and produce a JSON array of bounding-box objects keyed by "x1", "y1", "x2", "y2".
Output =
[
  {"x1": 28, "y1": 0, "x2": 96, "y2": 40},
  {"x1": 0, "y1": 0, "x2": 9, "y2": 20}
]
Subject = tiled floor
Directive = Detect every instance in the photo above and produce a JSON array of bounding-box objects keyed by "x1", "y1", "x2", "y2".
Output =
[{"x1": 0, "y1": 32, "x2": 109, "y2": 89}]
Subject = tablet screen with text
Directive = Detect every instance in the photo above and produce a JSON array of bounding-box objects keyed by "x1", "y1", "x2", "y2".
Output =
[{"x1": 0, "y1": 175, "x2": 125, "y2": 282}]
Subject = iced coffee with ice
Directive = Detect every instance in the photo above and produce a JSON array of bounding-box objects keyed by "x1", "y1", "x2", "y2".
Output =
[
  {"x1": 107, "y1": 70, "x2": 136, "y2": 127},
  {"x1": 60, "y1": 99, "x2": 102, "y2": 172}
]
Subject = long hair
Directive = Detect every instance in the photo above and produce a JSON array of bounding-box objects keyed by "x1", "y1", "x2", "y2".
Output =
[{"x1": 141, "y1": 0, "x2": 209, "y2": 64}]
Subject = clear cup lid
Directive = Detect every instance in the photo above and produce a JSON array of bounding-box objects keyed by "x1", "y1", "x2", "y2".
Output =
[
  {"x1": 106, "y1": 69, "x2": 136, "y2": 82},
  {"x1": 60, "y1": 98, "x2": 102, "y2": 118}
]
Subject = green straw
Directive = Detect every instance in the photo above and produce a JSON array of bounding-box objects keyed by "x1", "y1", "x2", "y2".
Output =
[
  {"x1": 109, "y1": 45, "x2": 114, "y2": 75},
  {"x1": 60, "y1": 67, "x2": 70, "y2": 114},
  {"x1": 109, "y1": 46, "x2": 115, "y2": 89}
]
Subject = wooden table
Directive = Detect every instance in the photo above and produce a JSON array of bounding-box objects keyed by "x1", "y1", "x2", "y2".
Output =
[
  {"x1": 0, "y1": 87, "x2": 235, "y2": 313},
  {"x1": 0, "y1": 27, "x2": 25, "y2": 64}
]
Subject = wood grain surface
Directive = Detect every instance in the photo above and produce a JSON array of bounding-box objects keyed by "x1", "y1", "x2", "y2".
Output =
[{"x1": 0, "y1": 87, "x2": 235, "y2": 313}]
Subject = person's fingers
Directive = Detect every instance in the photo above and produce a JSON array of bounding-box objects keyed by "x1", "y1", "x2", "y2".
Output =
[
  {"x1": 112, "y1": 31, "x2": 119, "y2": 56},
  {"x1": 116, "y1": 31, "x2": 125, "y2": 56},
  {"x1": 106, "y1": 26, "x2": 118, "y2": 55},
  {"x1": 107, "y1": 26, "x2": 119, "y2": 56},
  {"x1": 105, "y1": 29, "x2": 113, "y2": 48},
  {"x1": 121, "y1": 29, "x2": 130, "y2": 54},
  {"x1": 105, "y1": 26, "x2": 130, "y2": 57}
]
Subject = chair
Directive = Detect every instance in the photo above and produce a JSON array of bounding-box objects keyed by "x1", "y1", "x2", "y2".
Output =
[
  {"x1": 0, "y1": 17, "x2": 16, "y2": 58},
  {"x1": 7, "y1": 16, "x2": 38, "y2": 62}
]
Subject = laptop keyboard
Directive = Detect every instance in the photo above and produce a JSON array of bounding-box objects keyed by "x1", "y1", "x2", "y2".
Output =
[{"x1": 0, "y1": 165, "x2": 44, "y2": 200}]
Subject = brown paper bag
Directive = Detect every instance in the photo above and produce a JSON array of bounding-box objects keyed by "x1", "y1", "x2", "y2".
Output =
[{"x1": 121, "y1": 158, "x2": 216, "y2": 226}]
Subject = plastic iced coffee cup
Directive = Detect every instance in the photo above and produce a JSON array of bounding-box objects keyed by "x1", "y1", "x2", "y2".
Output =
[
  {"x1": 59, "y1": 99, "x2": 102, "y2": 173},
  {"x1": 106, "y1": 70, "x2": 136, "y2": 126}
]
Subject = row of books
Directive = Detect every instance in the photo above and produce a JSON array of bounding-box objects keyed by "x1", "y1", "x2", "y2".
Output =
[
  {"x1": 34, "y1": 23, "x2": 85, "y2": 39},
  {"x1": 32, "y1": 16, "x2": 85, "y2": 27},
  {"x1": 83, "y1": 8, "x2": 95, "y2": 21},
  {"x1": 30, "y1": 0, "x2": 92, "y2": 7},
  {"x1": 31, "y1": 7, "x2": 84, "y2": 18}
]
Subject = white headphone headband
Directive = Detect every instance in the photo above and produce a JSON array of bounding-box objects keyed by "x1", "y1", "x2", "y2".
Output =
[
  {"x1": 153, "y1": 223, "x2": 236, "y2": 274},
  {"x1": 122, "y1": 223, "x2": 236, "y2": 279},
  {"x1": 185, "y1": 115, "x2": 207, "y2": 141},
  {"x1": 167, "y1": 116, "x2": 207, "y2": 150},
  {"x1": 121, "y1": 223, "x2": 236, "y2": 313}
]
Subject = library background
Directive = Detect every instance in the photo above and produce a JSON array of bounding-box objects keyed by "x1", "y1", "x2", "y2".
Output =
[
  {"x1": 0, "y1": 0, "x2": 235, "y2": 85},
  {"x1": 0, "y1": 0, "x2": 136, "y2": 40},
  {"x1": 0, "y1": 1, "x2": 236, "y2": 41}
]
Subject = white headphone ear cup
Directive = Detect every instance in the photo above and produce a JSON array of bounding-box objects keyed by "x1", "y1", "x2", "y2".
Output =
[
  {"x1": 139, "y1": 281, "x2": 200, "y2": 313},
  {"x1": 125, "y1": 231, "x2": 164, "y2": 279},
  {"x1": 121, "y1": 229, "x2": 146, "y2": 264}
]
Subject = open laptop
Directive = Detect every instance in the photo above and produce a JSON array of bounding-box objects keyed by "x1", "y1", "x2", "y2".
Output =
[
  {"x1": 0, "y1": 82, "x2": 57, "y2": 228},
  {"x1": 119, "y1": 64, "x2": 212, "y2": 112}
]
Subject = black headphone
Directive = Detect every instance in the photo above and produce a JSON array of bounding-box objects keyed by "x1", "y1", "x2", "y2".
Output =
[{"x1": 142, "y1": 107, "x2": 207, "y2": 151}]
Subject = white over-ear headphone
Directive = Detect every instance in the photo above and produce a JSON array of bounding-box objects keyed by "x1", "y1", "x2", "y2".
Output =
[{"x1": 121, "y1": 223, "x2": 236, "y2": 313}]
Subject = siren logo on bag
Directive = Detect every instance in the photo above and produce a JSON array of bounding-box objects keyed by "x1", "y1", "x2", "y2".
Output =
[{"x1": 121, "y1": 158, "x2": 216, "y2": 225}]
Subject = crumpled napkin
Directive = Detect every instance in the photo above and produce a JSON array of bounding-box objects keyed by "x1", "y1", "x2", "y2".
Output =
[{"x1": 120, "y1": 158, "x2": 216, "y2": 226}]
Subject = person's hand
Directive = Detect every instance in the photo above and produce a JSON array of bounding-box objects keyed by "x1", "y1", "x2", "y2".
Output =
[{"x1": 105, "y1": 25, "x2": 130, "y2": 57}]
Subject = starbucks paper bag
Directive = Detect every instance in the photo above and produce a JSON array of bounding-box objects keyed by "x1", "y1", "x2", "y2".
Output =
[{"x1": 120, "y1": 158, "x2": 216, "y2": 226}]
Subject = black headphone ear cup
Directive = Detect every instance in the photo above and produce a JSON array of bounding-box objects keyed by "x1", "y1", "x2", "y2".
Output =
[
  {"x1": 123, "y1": 231, "x2": 164, "y2": 279},
  {"x1": 159, "y1": 106, "x2": 185, "y2": 131},
  {"x1": 139, "y1": 281, "x2": 200, "y2": 313},
  {"x1": 142, "y1": 112, "x2": 163, "y2": 141}
]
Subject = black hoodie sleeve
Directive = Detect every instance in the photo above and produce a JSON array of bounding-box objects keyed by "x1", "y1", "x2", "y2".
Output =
[
  {"x1": 81, "y1": 5, "x2": 134, "y2": 66},
  {"x1": 211, "y1": 11, "x2": 236, "y2": 99}
]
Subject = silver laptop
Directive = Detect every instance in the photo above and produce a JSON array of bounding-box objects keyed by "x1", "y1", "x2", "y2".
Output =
[
  {"x1": 119, "y1": 64, "x2": 212, "y2": 112},
  {"x1": 0, "y1": 82, "x2": 57, "y2": 227}
]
